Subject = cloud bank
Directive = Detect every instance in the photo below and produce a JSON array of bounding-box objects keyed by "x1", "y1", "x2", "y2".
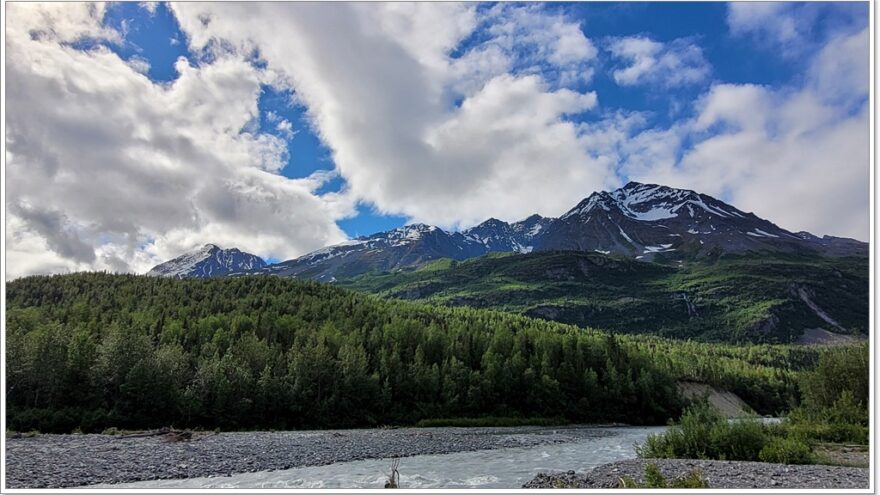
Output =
[{"x1": 4, "y1": 2, "x2": 870, "y2": 279}]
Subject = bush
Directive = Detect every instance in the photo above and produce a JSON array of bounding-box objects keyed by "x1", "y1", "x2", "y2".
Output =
[
  {"x1": 782, "y1": 421, "x2": 868, "y2": 445},
  {"x1": 709, "y1": 418, "x2": 766, "y2": 461},
  {"x1": 619, "y1": 464, "x2": 710, "y2": 488},
  {"x1": 636, "y1": 399, "x2": 768, "y2": 461},
  {"x1": 759, "y1": 437, "x2": 813, "y2": 464}
]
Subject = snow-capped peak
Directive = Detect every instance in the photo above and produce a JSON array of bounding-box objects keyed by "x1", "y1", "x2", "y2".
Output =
[
  {"x1": 562, "y1": 182, "x2": 748, "y2": 222},
  {"x1": 147, "y1": 244, "x2": 266, "y2": 278}
]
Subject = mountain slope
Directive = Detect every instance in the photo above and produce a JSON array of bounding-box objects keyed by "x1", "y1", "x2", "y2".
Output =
[
  {"x1": 147, "y1": 244, "x2": 266, "y2": 278},
  {"x1": 341, "y1": 251, "x2": 869, "y2": 343}
]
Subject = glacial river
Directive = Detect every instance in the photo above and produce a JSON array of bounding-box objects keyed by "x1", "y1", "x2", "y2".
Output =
[{"x1": 92, "y1": 426, "x2": 666, "y2": 489}]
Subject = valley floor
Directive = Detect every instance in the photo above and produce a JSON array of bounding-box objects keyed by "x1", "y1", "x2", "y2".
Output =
[
  {"x1": 4, "y1": 426, "x2": 620, "y2": 488},
  {"x1": 524, "y1": 458, "x2": 870, "y2": 489},
  {"x1": 6, "y1": 426, "x2": 869, "y2": 489}
]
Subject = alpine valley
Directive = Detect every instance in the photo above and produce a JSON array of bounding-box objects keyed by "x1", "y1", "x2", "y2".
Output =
[{"x1": 147, "y1": 182, "x2": 868, "y2": 343}]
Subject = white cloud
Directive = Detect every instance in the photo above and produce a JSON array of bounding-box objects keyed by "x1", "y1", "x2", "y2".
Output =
[
  {"x1": 726, "y1": 2, "x2": 863, "y2": 56},
  {"x1": 607, "y1": 36, "x2": 711, "y2": 87},
  {"x1": 5, "y1": 3, "x2": 351, "y2": 279},
  {"x1": 480, "y1": 4, "x2": 598, "y2": 85},
  {"x1": 172, "y1": 3, "x2": 610, "y2": 229},
  {"x1": 4, "y1": 3, "x2": 870, "y2": 280},
  {"x1": 10, "y1": 2, "x2": 120, "y2": 44},
  {"x1": 622, "y1": 27, "x2": 869, "y2": 240},
  {"x1": 140, "y1": 2, "x2": 159, "y2": 15},
  {"x1": 727, "y1": 3, "x2": 801, "y2": 46}
]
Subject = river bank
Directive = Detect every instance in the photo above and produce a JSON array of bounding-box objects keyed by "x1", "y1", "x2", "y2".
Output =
[
  {"x1": 5, "y1": 425, "x2": 630, "y2": 488},
  {"x1": 523, "y1": 458, "x2": 870, "y2": 489}
]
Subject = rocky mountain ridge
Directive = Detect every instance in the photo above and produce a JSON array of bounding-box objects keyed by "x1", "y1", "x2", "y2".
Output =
[{"x1": 147, "y1": 182, "x2": 867, "y2": 280}]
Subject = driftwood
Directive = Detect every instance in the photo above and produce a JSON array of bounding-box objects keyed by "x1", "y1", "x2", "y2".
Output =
[
  {"x1": 117, "y1": 427, "x2": 174, "y2": 439},
  {"x1": 117, "y1": 427, "x2": 204, "y2": 442},
  {"x1": 162, "y1": 430, "x2": 193, "y2": 443},
  {"x1": 384, "y1": 458, "x2": 401, "y2": 488}
]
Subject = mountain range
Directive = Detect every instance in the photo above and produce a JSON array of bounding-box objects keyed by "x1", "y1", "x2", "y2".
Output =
[{"x1": 148, "y1": 182, "x2": 867, "y2": 281}]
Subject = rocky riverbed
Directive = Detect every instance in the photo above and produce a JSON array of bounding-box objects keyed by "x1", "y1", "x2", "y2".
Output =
[
  {"x1": 5, "y1": 426, "x2": 614, "y2": 488},
  {"x1": 523, "y1": 458, "x2": 870, "y2": 489}
]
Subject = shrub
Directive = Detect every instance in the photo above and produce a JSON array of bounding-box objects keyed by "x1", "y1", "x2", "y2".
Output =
[
  {"x1": 643, "y1": 463, "x2": 667, "y2": 487},
  {"x1": 759, "y1": 437, "x2": 813, "y2": 464},
  {"x1": 710, "y1": 419, "x2": 766, "y2": 461},
  {"x1": 782, "y1": 421, "x2": 868, "y2": 445},
  {"x1": 619, "y1": 464, "x2": 710, "y2": 488},
  {"x1": 637, "y1": 399, "x2": 768, "y2": 461}
]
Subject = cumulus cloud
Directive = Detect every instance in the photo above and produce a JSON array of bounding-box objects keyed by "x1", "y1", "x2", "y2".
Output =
[
  {"x1": 726, "y1": 2, "x2": 864, "y2": 55},
  {"x1": 622, "y1": 27, "x2": 869, "y2": 240},
  {"x1": 727, "y1": 3, "x2": 802, "y2": 46},
  {"x1": 172, "y1": 2, "x2": 609, "y2": 229},
  {"x1": 478, "y1": 4, "x2": 598, "y2": 86},
  {"x1": 607, "y1": 36, "x2": 711, "y2": 87},
  {"x1": 5, "y1": 3, "x2": 350, "y2": 279},
  {"x1": 4, "y1": 3, "x2": 870, "y2": 280}
]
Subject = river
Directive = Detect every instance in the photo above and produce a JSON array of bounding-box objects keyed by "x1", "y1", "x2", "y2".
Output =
[{"x1": 90, "y1": 426, "x2": 666, "y2": 489}]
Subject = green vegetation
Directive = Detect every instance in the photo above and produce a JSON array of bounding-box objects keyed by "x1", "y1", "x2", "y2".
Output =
[
  {"x1": 636, "y1": 400, "x2": 774, "y2": 462},
  {"x1": 619, "y1": 464, "x2": 710, "y2": 488},
  {"x1": 637, "y1": 343, "x2": 868, "y2": 465},
  {"x1": 784, "y1": 344, "x2": 869, "y2": 445},
  {"x1": 7, "y1": 273, "x2": 690, "y2": 432},
  {"x1": 758, "y1": 436, "x2": 813, "y2": 464},
  {"x1": 6, "y1": 273, "x2": 862, "y2": 435},
  {"x1": 341, "y1": 251, "x2": 868, "y2": 343}
]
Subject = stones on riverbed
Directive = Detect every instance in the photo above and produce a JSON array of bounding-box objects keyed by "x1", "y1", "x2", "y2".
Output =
[
  {"x1": 6, "y1": 426, "x2": 607, "y2": 489},
  {"x1": 522, "y1": 459, "x2": 869, "y2": 490}
]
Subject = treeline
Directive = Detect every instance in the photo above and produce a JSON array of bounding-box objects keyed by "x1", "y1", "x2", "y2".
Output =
[{"x1": 6, "y1": 273, "x2": 813, "y2": 432}]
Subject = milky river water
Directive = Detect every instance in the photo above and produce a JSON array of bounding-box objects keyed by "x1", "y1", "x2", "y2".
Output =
[{"x1": 91, "y1": 426, "x2": 666, "y2": 489}]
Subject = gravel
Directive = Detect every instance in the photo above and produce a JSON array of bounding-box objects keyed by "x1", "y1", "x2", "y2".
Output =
[
  {"x1": 5, "y1": 426, "x2": 613, "y2": 488},
  {"x1": 523, "y1": 458, "x2": 870, "y2": 489}
]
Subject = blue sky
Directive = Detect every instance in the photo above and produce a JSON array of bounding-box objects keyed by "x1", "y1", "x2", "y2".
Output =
[
  {"x1": 5, "y1": 2, "x2": 869, "y2": 276},
  {"x1": 88, "y1": 2, "x2": 866, "y2": 239}
]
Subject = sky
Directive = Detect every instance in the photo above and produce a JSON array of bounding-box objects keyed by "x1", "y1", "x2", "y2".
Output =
[{"x1": 5, "y1": 2, "x2": 870, "y2": 278}]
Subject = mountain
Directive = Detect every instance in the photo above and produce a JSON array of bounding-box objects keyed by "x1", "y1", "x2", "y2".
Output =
[
  {"x1": 265, "y1": 215, "x2": 557, "y2": 281},
  {"x1": 462, "y1": 214, "x2": 553, "y2": 253},
  {"x1": 536, "y1": 182, "x2": 865, "y2": 259},
  {"x1": 147, "y1": 244, "x2": 266, "y2": 278},
  {"x1": 256, "y1": 181, "x2": 866, "y2": 280},
  {"x1": 263, "y1": 224, "x2": 489, "y2": 282},
  {"x1": 147, "y1": 182, "x2": 867, "y2": 281},
  {"x1": 340, "y1": 250, "x2": 869, "y2": 343}
]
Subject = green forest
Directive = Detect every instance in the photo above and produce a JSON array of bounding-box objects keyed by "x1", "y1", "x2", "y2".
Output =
[
  {"x1": 341, "y1": 251, "x2": 869, "y2": 343},
  {"x1": 4, "y1": 273, "x2": 837, "y2": 432}
]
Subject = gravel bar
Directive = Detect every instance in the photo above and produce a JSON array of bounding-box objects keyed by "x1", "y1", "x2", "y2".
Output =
[
  {"x1": 6, "y1": 426, "x2": 613, "y2": 488},
  {"x1": 523, "y1": 458, "x2": 870, "y2": 489}
]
